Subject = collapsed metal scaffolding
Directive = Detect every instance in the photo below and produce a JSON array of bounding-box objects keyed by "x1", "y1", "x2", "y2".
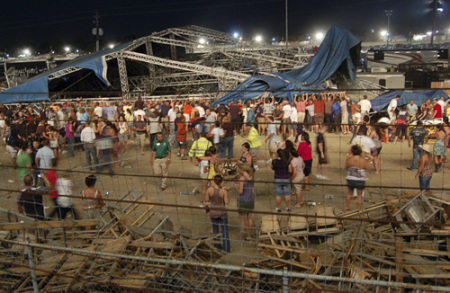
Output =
[{"x1": 2, "y1": 25, "x2": 314, "y2": 99}]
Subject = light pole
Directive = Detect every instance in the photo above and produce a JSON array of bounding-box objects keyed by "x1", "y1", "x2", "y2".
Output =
[
  {"x1": 385, "y1": 10, "x2": 393, "y2": 47},
  {"x1": 285, "y1": 0, "x2": 288, "y2": 50}
]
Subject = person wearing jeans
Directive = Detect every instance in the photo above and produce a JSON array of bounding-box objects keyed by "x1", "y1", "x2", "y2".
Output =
[
  {"x1": 220, "y1": 116, "x2": 235, "y2": 159},
  {"x1": 407, "y1": 121, "x2": 428, "y2": 170},
  {"x1": 416, "y1": 144, "x2": 433, "y2": 192},
  {"x1": 80, "y1": 120, "x2": 99, "y2": 171}
]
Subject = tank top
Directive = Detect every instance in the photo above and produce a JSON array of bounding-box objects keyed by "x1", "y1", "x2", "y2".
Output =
[
  {"x1": 118, "y1": 122, "x2": 127, "y2": 134},
  {"x1": 82, "y1": 190, "x2": 100, "y2": 207},
  {"x1": 148, "y1": 116, "x2": 162, "y2": 134},
  {"x1": 65, "y1": 123, "x2": 74, "y2": 138},
  {"x1": 239, "y1": 177, "x2": 254, "y2": 202},
  {"x1": 209, "y1": 186, "x2": 225, "y2": 218}
]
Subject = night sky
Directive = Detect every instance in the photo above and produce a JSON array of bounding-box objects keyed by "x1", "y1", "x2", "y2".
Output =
[{"x1": 0, "y1": 0, "x2": 448, "y2": 54}]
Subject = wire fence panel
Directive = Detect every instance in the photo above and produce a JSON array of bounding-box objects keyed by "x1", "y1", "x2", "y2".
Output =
[{"x1": 0, "y1": 91, "x2": 450, "y2": 292}]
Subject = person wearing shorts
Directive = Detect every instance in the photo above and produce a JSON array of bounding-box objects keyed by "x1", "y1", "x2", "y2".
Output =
[
  {"x1": 345, "y1": 145, "x2": 368, "y2": 211},
  {"x1": 234, "y1": 163, "x2": 255, "y2": 240},
  {"x1": 298, "y1": 132, "x2": 313, "y2": 190},
  {"x1": 6, "y1": 131, "x2": 19, "y2": 168},
  {"x1": 271, "y1": 149, "x2": 291, "y2": 212},
  {"x1": 289, "y1": 149, "x2": 304, "y2": 207}
]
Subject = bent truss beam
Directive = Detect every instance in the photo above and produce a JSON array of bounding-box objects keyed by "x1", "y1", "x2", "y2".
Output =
[
  {"x1": 224, "y1": 51, "x2": 307, "y2": 68},
  {"x1": 48, "y1": 67, "x2": 83, "y2": 80},
  {"x1": 111, "y1": 51, "x2": 249, "y2": 82}
]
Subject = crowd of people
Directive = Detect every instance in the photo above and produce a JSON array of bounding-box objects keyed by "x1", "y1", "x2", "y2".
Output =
[{"x1": 3, "y1": 91, "x2": 450, "y2": 250}]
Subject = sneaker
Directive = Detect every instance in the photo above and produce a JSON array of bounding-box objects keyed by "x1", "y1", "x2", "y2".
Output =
[
  {"x1": 141, "y1": 151, "x2": 144, "y2": 155},
  {"x1": 181, "y1": 156, "x2": 187, "y2": 160},
  {"x1": 266, "y1": 159, "x2": 272, "y2": 164},
  {"x1": 254, "y1": 165, "x2": 259, "y2": 171},
  {"x1": 275, "y1": 208, "x2": 281, "y2": 213},
  {"x1": 316, "y1": 174, "x2": 324, "y2": 180},
  {"x1": 285, "y1": 208, "x2": 291, "y2": 212},
  {"x1": 406, "y1": 167, "x2": 415, "y2": 171},
  {"x1": 177, "y1": 153, "x2": 181, "y2": 157}
]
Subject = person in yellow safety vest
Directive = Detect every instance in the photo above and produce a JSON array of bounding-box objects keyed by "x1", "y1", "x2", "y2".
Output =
[
  {"x1": 189, "y1": 132, "x2": 212, "y2": 165},
  {"x1": 244, "y1": 123, "x2": 262, "y2": 170}
]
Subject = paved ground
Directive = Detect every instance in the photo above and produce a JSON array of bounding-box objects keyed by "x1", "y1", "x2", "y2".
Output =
[{"x1": 1, "y1": 131, "x2": 448, "y2": 265}]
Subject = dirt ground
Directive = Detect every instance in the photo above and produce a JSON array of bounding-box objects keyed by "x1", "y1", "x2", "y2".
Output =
[{"x1": 1, "y1": 131, "x2": 449, "y2": 266}]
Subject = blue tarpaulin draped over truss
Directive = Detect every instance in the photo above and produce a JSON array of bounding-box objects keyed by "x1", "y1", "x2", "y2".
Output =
[
  {"x1": 0, "y1": 42, "x2": 132, "y2": 104},
  {"x1": 370, "y1": 90, "x2": 449, "y2": 112},
  {"x1": 213, "y1": 25, "x2": 361, "y2": 107}
]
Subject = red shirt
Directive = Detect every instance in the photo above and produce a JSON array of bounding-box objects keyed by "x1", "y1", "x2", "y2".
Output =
[
  {"x1": 297, "y1": 142, "x2": 313, "y2": 161},
  {"x1": 46, "y1": 169, "x2": 58, "y2": 199},
  {"x1": 434, "y1": 104, "x2": 442, "y2": 118},
  {"x1": 314, "y1": 100, "x2": 325, "y2": 114},
  {"x1": 183, "y1": 104, "x2": 192, "y2": 115}
]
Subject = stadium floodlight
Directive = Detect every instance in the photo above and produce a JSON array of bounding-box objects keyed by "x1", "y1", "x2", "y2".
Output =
[
  {"x1": 380, "y1": 30, "x2": 387, "y2": 36},
  {"x1": 64, "y1": 46, "x2": 71, "y2": 53},
  {"x1": 23, "y1": 49, "x2": 31, "y2": 56},
  {"x1": 315, "y1": 32, "x2": 324, "y2": 40},
  {"x1": 255, "y1": 35, "x2": 262, "y2": 42},
  {"x1": 233, "y1": 32, "x2": 239, "y2": 39},
  {"x1": 199, "y1": 38, "x2": 206, "y2": 44},
  {"x1": 108, "y1": 44, "x2": 115, "y2": 49}
]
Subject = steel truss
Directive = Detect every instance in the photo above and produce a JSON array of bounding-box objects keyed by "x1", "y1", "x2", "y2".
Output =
[
  {"x1": 48, "y1": 67, "x2": 83, "y2": 80},
  {"x1": 111, "y1": 51, "x2": 249, "y2": 82},
  {"x1": 39, "y1": 26, "x2": 312, "y2": 98}
]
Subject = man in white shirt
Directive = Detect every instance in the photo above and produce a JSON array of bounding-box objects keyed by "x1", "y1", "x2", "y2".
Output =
[
  {"x1": 167, "y1": 107, "x2": 179, "y2": 143},
  {"x1": 204, "y1": 109, "x2": 216, "y2": 134},
  {"x1": 289, "y1": 104, "x2": 298, "y2": 137},
  {"x1": 196, "y1": 103, "x2": 205, "y2": 117},
  {"x1": 438, "y1": 96, "x2": 447, "y2": 114},
  {"x1": 282, "y1": 99, "x2": 292, "y2": 134},
  {"x1": 35, "y1": 140, "x2": 55, "y2": 171},
  {"x1": 388, "y1": 95, "x2": 400, "y2": 121},
  {"x1": 94, "y1": 103, "x2": 103, "y2": 118},
  {"x1": 351, "y1": 125, "x2": 376, "y2": 161},
  {"x1": 80, "y1": 120, "x2": 98, "y2": 170},
  {"x1": 358, "y1": 95, "x2": 372, "y2": 116},
  {"x1": 134, "y1": 108, "x2": 147, "y2": 121}
]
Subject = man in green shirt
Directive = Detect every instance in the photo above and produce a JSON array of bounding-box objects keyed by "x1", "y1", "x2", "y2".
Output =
[
  {"x1": 17, "y1": 143, "x2": 32, "y2": 179},
  {"x1": 151, "y1": 133, "x2": 172, "y2": 191}
]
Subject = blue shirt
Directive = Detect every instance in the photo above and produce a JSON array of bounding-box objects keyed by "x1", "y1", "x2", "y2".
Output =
[
  {"x1": 105, "y1": 106, "x2": 115, "y2": 118},
  {"x1": 36, "y1": 146, "x2": 55, "y2": 170},
  {"x1": 247, "y1": 109, "x2": 256, "y2": 123}
]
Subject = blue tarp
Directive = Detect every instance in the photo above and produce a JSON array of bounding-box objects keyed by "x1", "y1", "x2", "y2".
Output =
[
  {"x1": 0, "y1": 42, "x2": 132, "y2": 104},
  {"x1": 212, "y1": 25, "x2": 361, "y2": 107},
  {"x1": 370, "y1": 90, "x2": 449, "y2": 112}
]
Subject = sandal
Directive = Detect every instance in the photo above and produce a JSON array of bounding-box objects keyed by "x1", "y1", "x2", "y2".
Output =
[{"x1": 294, "y1": 203, "x2": 303, "y2": 208}]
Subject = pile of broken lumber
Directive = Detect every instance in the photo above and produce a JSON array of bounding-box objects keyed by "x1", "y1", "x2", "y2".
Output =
[{"x1": 250, "y1": 192, "x2": 450, "y2": 292}]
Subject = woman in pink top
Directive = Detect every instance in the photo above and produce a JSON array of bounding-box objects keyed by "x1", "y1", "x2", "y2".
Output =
[{"x1": 297, "y1": 132, "x2": 312, "y2": 190}]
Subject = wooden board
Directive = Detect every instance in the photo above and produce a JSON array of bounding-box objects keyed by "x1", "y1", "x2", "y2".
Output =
[
  {"x1": 289, "y1": 216, "x2": 309, "y2": 231},
  {"x1": 260, "y1": 215, "x2": 280, "y2": 234},
  {"x1": 315, "y1": 207, "x2": 337, "y2": 227}
]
